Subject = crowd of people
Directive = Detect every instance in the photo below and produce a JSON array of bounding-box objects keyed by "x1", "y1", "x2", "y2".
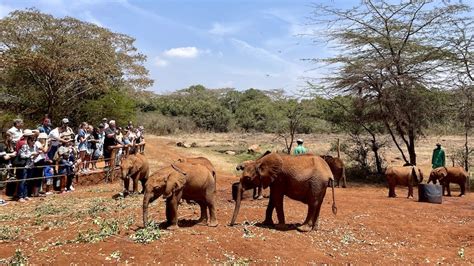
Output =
[{"x1": 0, "y1": 117, "x2": 145, "y2": 205}]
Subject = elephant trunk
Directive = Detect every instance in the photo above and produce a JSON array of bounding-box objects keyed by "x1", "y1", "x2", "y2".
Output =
[
  {"x1": 230, "y1": 182, "x2": 243, "y2": 226},
  {"x1": 143, "y1": 191, "x2": 152, "y2": 227},
  {"x1": 330, "y1": 178, "x2": 337, "y2": 215}
]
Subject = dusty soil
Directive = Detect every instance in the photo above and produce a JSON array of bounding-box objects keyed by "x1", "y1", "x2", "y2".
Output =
[{"x1": 0, "y1": 134, "x2": 473, "y2": 264}]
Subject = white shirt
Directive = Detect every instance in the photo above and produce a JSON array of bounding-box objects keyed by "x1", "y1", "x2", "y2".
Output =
[
  {"x1": 34, "y1": 141, "x2": 47, "y2": 163},
  {"x1": 7, "y1": 126, "x2": 22, "y2": 143},
  {"x1": 49, "y1": 128, "x2": 61, "y2": 146}
]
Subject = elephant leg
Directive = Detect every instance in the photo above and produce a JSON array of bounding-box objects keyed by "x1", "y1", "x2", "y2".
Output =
[
  {"x1": 123, "y1": 178, "x2": 130, "y2": 195},
  {"x1": 207, "y1": 198, "x2": 218, "y2": 227},
  {"x1": 166, "y1": 196, "x2": 179, "y2": 230},
  {"x1": 140, "y1": 178, "x2": 146, "y2": 194},
  {"x1": 132, "y1": 176, "x2": 139, "y2": 194},
  {"x1": 273, "y1": 193, "x2": 286, "y2": 230},
  {"x1": 446, "y1": 182, "x2": 452, "y2": 196},
  {"x1": 297, "y1": 204, "x2": 315, "y2": 232},
  {"x1": 460, "y1": 182, "x2": 465, "y2": 196},
  {"x1": 342, "y1": 171, "x2": 347, "y2": 188},
  {"x1": 262, "y1": 192, "x2": 275, "y2": 226},
  {"x1": 388, "y1": 185, "x2": 396, "y2": 197},
  {"x1": 196, "y1": 201, "x2": 208, "y2": 224},
  {"x1": 407, "y1": 184, "x2": 414, "y2": 199}
]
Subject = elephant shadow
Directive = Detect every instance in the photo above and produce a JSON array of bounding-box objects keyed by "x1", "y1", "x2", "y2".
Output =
[
  {"x1": 252, "y1": 222, "x2": 301, "y2": 232},
  {"x1": 134, "y1": 218, "x2": 204, "y2": 231}
]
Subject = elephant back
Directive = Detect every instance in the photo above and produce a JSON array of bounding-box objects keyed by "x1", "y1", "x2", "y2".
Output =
[{"x1": 280, "y1": 154, "x2": 333, "y2": 182}]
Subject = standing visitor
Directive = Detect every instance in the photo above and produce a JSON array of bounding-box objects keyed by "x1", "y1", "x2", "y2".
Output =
[
  {"x1": 32, "y1": 133, "x2": 49, "y2": 197},
  {"x1": 0, "y1": 133, "x2": 17, "y2": 206},
  {"x1": 432, "y1": 143, "x2": 446, "y2": 169},
  {"x1": 48, "y1": 120, "x2": 71, "y2": 161},
  {"x1": 294, "y1": 139, "x2": 308, "y2": 155},
  {"x1": 38, "y1": 118, "x2": 52, "y2": 135},
  {"x1": 77, "y1": 122, "x2": 89, "y2": 173},
  {"x1": 18, "y1": 134, "x2": 38, "y2": 202},
  {"x1": 8, "y1": 119, "x2": 24, "y2": 146},
  {"x1": 103, "y1": 120, "x2": 120, "y2": 166},
  {"x1": 102, "y1": 118, "x2": 109, "y2": 129}
]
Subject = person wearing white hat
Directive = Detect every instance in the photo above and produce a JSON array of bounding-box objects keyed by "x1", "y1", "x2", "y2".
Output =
[
  {"x1": 31, "y1": 132, "x2": 50, "y2": 197},
  {"x1": 294, "y1": 138, "x2": 308, "y2": 155}
]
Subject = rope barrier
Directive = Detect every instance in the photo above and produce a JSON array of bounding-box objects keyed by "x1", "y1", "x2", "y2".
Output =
[
  {"x1": 0, "y1": 158, "x2": 113, "y2": 171},
  {"x1": 0, "y1": 165, "x2": 115, "y2": 184}
]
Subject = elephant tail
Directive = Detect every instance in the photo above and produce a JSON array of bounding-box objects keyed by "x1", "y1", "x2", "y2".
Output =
[{"x1": 329, "y1": 178, "x2": 337, "y2": 215}]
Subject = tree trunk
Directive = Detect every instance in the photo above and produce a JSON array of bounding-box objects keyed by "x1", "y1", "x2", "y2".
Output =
[
  {"x1": 408, "y1": 129, "x2": 417, "y2": 166},
  {"x1": 465, "y1": 129, "x2": 469, "y2": 172}
]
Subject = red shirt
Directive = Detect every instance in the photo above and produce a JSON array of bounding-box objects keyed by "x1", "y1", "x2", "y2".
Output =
[{"x1": 15, "y1": 137, "x2": 26, "y2": 153}]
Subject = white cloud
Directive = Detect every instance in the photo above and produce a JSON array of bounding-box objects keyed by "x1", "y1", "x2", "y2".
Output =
[
  {"x1": 163, "y1": 47, "x2": 200, "y2": 59},
  {"x1": 154, "y1": 56, "x2": 168, "y2": 67},
  {"x1": 209, "y1": 22, "x2": 243, "y2": 35}
]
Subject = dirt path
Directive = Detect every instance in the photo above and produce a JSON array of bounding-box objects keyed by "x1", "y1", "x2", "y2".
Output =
[{"x1": 0, "y1": 136, "x2": 473, "y2": 264}]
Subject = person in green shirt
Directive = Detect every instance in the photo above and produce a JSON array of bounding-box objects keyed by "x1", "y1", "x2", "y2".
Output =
[
  {"x1": 431, "y1": 143, "x2": 445, "y2": 169},
  {"x1": 294, "y1": 139, "x2": 308, "y2": 155}
]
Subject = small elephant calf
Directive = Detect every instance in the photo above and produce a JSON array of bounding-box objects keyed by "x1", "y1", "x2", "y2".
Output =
[
  {"x1": 385, "y1": 166, "x2": 423, "y2": 198},
  {"x1": 428, "y1": 166, "x2": 468, "y2": 196},
  {"x1": 120, "y1": 153, "x2": 149, "y2": 195},
  {"x1": 142, "y1": 162, "x2": 218, "y2": 229}
]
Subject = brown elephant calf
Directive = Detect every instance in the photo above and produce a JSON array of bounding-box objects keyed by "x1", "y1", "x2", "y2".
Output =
[
  {"x1": 143, "y1": 162, "x2": 217, "y2": 229},
  {"x1": 120, "y1": 153, "x2": 149, "y2": 195},
  {"x1": 320, "y1": 155, "x2": 347, "y2": 188},
  {"x1": 385, "y1": 166, "x2": 423, "y2": 198},
  {"x1": 177, "y1": 156, "x2": 216, "y2": 181},
  {"x1": 428, "y1": 166, "x2": 468, "y2": 196}
]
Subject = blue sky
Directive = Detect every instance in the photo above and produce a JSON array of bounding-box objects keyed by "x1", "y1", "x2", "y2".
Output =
[{"x1": 0, "y1": 0, "x2": 350, "y2": 94}]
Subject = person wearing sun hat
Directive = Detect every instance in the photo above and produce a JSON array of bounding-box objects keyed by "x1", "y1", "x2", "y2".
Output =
[
  {"x1": 431, "y1": 143, "x2": 445, "y2": 169},
  {"x1": 17, "y1": 130, "x2": 39, "y2": 202},
  {"x1": 32, "y1": 132, "x2": 50, "y2": 197},
  {"x1": 294, "y1": 138, "x2": 308, "y2": 155}
]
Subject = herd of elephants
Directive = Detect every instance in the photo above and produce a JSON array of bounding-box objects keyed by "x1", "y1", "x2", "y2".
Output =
[{"x1": 119, "y1": 150, "x2": 469, "y2": 232}]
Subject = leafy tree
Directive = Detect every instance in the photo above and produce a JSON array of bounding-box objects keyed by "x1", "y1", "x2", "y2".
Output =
[
  {"x1": 0, "y1": 9, "x2": 152, "y2": 122},
  {"x1": 79, "y1": 89, "x2": 137, "y2": 126},
  {"x1": 311, "y1": 0, "x2": 471, "y2": 165}
]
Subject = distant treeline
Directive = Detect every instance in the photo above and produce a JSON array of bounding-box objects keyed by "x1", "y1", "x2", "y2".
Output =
[{"x1": 131, "y1": 84, "x2": 464, "y2": 136}]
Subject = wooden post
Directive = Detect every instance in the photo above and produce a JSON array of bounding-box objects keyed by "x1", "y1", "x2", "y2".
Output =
[{"x1": 337, "y1": 138, "x2": 340, "y2": 158}]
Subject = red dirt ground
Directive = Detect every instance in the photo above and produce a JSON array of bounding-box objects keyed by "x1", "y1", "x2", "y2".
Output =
[{"x1": 0, "y1": 136, "x2": 473, "y2": 264}]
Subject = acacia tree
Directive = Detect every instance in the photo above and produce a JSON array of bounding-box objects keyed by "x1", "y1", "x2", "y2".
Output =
[
  {"x1": 448, "y1": 20, "x2": 474, "y2": 171},
  {"x1": 311, "y1": 0, "x2": 471, "y2": 165},
  {"x1": 0, "y1": 9, "x2": 152, "y2": 121}
]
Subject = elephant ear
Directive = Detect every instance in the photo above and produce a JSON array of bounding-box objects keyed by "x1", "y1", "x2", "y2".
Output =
[
  {"x1": 257, "y1": 153, "x2": 283, "y2": 189},
  {"x1": 411, "y1": 167, "x2": 420, "y2": 183},
  {"x1": 163, "y1": 173, "x2": 186, "y2": 198}
]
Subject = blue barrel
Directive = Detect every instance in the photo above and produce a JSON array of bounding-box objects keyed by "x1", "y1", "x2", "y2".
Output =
[{"x1": 418, "y1": 184, "x2": 442, "y2": 204}]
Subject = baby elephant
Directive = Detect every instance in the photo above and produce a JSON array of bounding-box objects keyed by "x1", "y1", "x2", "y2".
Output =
[
  {"x1": 142, "y1": 162, "x2": 217, "y2": 229},
  {"x1": 385, "y1": 166, "x2": 423, "y2": 198},
  {"x1": 428, "y1": 166, "x2": 468, "y2": 196},
  {"x1": 120, "y1": 153, "x2": 149, "y2": 195}
]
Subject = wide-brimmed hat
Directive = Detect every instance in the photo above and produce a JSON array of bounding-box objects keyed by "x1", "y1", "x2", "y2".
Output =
[
  {"x1": 58, "y1": 146, "x2": 69, "y2": 156},
  {"x1": 22, "y1": 129, "x2": 34, "y2": 137},
  {"x1": 296, "y1": 138, "x2": 304, "y2": 143},
  {"x1": 38, "y1": 133, "x2": 48, "y2": 139},
  {"x1": 62, "y1": 118, "x2": 69, "y2": 124}
]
